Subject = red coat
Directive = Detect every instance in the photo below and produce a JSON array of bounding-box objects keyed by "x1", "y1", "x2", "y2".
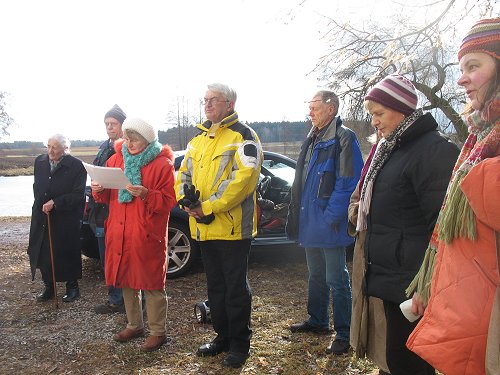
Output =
[
  {"x1": 407, "y1": 157, "x2": 500, "y2": 375},
  {"x1": 93, "y1": 140, "x2": 177, "y2": 290}
]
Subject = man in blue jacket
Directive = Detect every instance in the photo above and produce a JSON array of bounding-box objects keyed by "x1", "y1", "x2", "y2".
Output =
[{"x1": 287, "y1": 90, "x2": 363, "y2": 355}]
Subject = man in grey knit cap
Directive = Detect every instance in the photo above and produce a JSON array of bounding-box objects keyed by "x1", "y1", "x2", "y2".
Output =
[{"x1": 91, "y1": 104, "x2": 127, "y2": 314}]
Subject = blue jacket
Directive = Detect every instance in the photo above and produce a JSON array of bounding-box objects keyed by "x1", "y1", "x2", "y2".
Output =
[{"x1": 287, "y1": 117, "x2": 363, "y2": 248}]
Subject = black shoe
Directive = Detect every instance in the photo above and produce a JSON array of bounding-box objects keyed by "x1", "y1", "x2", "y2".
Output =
[
  {"x1": 36, "y1": 285, "x2": 54, "y2": 302},
  {"x1": 62, "y1": 288, "x2": 80, "y2": 303},
  {"x1": 290, "y1": 321, "x2": 330, "y2": 334},
  {"x1": 326, "y1": 339, "x2": 350, "y2": 355},
  {"x1": 94, "y1": 302, "x2": 125, "y2": 314},
  {"x1": 222, "y1": 351, "x2": 249, "y2": 368},
  {"x1": 196, "y1": 341, "x2": 229, "y2": 357}
]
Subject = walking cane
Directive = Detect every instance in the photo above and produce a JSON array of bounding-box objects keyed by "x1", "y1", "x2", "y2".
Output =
[{"x1": 47, "y1": 211, "x2": 58, "y2": 309}]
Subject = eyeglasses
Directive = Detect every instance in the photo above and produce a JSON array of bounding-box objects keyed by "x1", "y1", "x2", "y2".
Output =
[{"x1": 203, "y1": 97, "x2": 229, "y2": 106}]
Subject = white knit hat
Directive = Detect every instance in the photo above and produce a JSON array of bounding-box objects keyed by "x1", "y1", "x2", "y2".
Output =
[{"x1": 122, "y1": 117, "x2": 157, "y2": 143}]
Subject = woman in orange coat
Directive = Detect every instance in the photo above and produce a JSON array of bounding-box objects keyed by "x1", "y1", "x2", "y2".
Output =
[
  {"x1": 92, "y1": 117, "x2": 176, "y2": 352},
  {"x1": 407, "y1": 18, "x2": 500, "y2": 375}
]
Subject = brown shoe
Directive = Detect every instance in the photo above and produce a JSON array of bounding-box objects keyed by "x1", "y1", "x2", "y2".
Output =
[
  {"x1": 113, "y1": 327, "x2": 144, "y2": 342},
  {"x1": 141, "y1": 335, "x2": 166, "y2": 352}
]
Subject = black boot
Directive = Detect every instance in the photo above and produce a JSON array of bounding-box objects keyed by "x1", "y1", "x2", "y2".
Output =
[
  {"x1": 62, "y1": 280, "x2": 80, "y2": 303},
  {"x1": 36, "y1": 283, "x2": 54, "y2": 302}
]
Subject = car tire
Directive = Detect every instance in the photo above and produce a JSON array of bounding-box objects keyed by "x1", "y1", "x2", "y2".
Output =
[
  {"x1": 194, "y1": 300, "x2": 210, "y2": 324},
  {"x1": 167, "y1": 220, "x2": 199, "y2": 279}
]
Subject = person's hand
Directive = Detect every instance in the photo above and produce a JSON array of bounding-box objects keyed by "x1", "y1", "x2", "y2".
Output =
[
  {"x1": 91, "y1": 181, "x2": 104, "y2": 193},
  {"x1": 411, "y1": 293, "x2": 426, "y2": 317},
  {"x1": 185, "y1": 206, "x2": 215, "y2": 224},
  {"x1": 186, "y1": 205, "x2": 204, "y2": 219},
  {"x1": 125, "y1": 184, "x2": 148, "y2": 200},
  {"x1": 42, "y1": 199, "x2": 55, "y2": 214}
]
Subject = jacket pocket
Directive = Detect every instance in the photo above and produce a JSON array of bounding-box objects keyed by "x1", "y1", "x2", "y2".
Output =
[
  {"x1": 394, "y1": 232, "x2": 404, "y2": 266},
  {"x1": 317, "y1": 171, "x2": 336, "y2": 199},
  {"x1": 472, "y1": 258, "x2": 496, "y2": 287},
  {"x1": 146, "y1": 230, "x2": 166, "y2": 245}
]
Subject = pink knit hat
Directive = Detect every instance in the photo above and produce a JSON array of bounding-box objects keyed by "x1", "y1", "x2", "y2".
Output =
[{"x1": 365, "y1": 74, "x2": 418, "y2": 116}]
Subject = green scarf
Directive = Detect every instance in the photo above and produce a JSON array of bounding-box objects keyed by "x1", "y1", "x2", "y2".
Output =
[{"x1": 118, "y1": 141, "x2": 162, "y2": 203}]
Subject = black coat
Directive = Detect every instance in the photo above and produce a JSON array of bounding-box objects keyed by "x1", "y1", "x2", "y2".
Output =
[
  {"x1": 28, "y1": 154, "x2": 87, "y2": 281},
  {"x1": 88, "y1": 140, "x2": 115, "y2": 230},
  {"x1": 365, "y1": 113, "x2": 459, "y2": 304}
]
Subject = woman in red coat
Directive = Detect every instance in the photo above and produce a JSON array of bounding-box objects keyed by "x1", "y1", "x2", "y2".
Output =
[
  {"x1": 92, "y1": 117, "x2": 176, "y2": 352},
  {"x1": 407, "y1": 18, "x2": 500, "y2": 375}
]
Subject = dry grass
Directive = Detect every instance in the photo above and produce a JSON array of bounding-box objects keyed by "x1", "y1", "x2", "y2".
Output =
[
  {"x1": 0, "y1": 147, "x2": 98, "y2": 176},
  {"x1": 0, "y1": 144, "x2": 294, "y2": 176},
  {"x1": 0, "y1": 217, "x2": 380, "y2": 375}
]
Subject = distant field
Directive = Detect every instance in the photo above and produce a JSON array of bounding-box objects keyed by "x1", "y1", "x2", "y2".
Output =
[
  {"x1": 0, "y1": 143, "x2": 301, "y2": 176},
  {"x1": 0, "y1": 147, "x2": 99, "y2": 176}
]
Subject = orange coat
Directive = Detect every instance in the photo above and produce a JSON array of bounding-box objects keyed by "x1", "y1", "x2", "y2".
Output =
[
  {"x1": 407, "y1": 157, "x2": 500, "y2": 375},
  {"x1": 93, "y1": 141, "x2": 177, "y2": 290}
]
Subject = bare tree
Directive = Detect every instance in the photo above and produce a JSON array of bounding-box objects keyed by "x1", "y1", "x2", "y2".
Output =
[
  {"x1": 312, "y1": 0, "x2": 495, "y2": 142},
  {"x1": 0, "y1": 91, "x2": 15, "y2": 140},
  {"x1": 162, "y1": 96, "x2": 201, "y2": 150}
]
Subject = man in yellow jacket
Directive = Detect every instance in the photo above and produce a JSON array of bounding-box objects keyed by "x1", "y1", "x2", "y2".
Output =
[{"x1": 175, "y1": 83, "x2": 263, "y2": 369}]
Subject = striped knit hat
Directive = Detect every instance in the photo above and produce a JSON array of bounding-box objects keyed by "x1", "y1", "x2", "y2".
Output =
[
  {"x1": 458, "y1": 18, "x2": 500, "y2": 61},
  {"x1": 365, "y1": 74, "x2": 418, "y2": 116}
]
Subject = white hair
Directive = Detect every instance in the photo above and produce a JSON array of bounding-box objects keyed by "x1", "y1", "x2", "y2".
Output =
[
  {"x1": 47, "y1": 134, "x2": 71, "y2": 154},
  {"x1": 207, "y1": 83, "x2": 237, "y2": 103}
]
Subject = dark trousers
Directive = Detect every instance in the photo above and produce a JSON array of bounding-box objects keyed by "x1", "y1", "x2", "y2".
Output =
[
  {"x1": 200, "y1": 239, "x2": 252, "y2": 354},
  {"x1": 384, "y1": 301, "x2": 435, "y2": 375},
  {"x1": 40, "y1": 268, "x2": 78, "y2": 290},
  {"x1": 39, "y1": 239, "x2": 77, "y2": 290}
]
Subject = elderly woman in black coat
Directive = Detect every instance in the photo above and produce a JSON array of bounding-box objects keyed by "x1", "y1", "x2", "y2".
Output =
[
  {"x1": 357, "y1": 75, "x2": 459, "y2": 375},
  {"x1": 28, "y1": 134, "x2": 86, "y2": 303}
]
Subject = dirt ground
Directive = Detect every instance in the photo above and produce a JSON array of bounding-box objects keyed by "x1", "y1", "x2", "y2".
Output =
[{"x1": 0, "y1": 217, "x2": 377, "y2": 375}]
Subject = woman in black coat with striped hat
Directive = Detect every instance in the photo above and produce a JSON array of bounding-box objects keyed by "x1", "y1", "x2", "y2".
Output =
[{"x1": 358, "y1": 75, "x2": 459, "y2": 375}]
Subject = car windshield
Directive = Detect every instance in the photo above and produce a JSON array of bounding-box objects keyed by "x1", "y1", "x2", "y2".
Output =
[{"x1": 261, "y1": 159, "x2": 294, "y2": 185}]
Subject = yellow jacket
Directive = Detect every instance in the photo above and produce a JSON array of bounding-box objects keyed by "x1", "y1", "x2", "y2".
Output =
[{"x1": 175, "y1": 112, "x2": 263, "y2": 241}]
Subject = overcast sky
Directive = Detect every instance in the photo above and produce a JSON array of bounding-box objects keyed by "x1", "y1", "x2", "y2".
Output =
[
  {"x1": 1, "y1": 0, "x2": 330, "y2": 142},
  {"x1": 1, "y1": 0, "x2": 495, "y2": 143}
]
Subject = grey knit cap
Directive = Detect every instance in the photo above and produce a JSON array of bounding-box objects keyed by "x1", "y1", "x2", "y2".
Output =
[{"x1": 104, "y1": 104, "x2": 127, "y2": 124}]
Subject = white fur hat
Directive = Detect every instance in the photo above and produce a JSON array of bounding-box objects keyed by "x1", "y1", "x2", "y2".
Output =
[{"x1": 122, "y1": 117, "x2": 157, "y2": 143}]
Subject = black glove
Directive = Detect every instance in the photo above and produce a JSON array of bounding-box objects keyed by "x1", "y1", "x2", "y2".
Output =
[
  {"x1": 179, "y1": 184, "x2": 214, "y2": 224},
  {"x1": 197, "y1": 213, "x2": 215, "y2": 225},
  {"x1": 178, "y1": 184, "x2": 201, "y2": 209},
  {"x1": 184, "y1": 184, "x2": 200, "y2": 204}
]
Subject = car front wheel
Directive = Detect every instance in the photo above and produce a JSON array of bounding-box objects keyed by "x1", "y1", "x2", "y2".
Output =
[{"x1": 167, "y1": 220, "x2": 198, "y2": 279}]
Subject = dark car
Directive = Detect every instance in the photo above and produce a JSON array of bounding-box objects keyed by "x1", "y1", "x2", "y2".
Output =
[{"x1": 81, "y1": 150, "x2": 298, "y2": 278}]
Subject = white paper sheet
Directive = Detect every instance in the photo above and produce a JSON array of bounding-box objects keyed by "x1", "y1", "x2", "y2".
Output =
[{"x1": 83, "y1": 162, "x2": 131, "y2": 189}]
